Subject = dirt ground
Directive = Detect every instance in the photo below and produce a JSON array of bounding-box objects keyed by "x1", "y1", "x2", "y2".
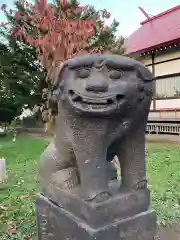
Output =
[
  {"x1": 156, "y1": 223, "x2": 180, "y2": 240},
  {"x1": 25, "y1": 131, "x2": 180, "y2": 144},
  {"x1": 146, "y1": 133, "x2": 180, "y2": 145}
]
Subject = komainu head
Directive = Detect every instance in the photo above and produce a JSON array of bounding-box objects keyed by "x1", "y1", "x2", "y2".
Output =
[{"x1": 52, "y1": 54, "x2": 154, "y2": 117}]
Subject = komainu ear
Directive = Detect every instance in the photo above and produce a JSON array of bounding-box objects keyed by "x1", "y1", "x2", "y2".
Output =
[{"x1": 136, "y1": 65, "x2": 153, "y2": 82}]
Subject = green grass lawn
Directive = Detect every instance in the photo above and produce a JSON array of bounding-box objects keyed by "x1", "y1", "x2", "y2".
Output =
[
  {"x1": 147, "y1": 144, "x2": 180, "y2": 226},
  {"x1": 0, "y1": 136, "x2": 180, "y2": 239},
  {"x1": 0, "y1": 136, "x2": 48, "y2": 239}
]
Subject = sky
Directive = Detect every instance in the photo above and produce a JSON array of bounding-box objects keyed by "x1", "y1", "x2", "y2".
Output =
[{"x1": 0, "y1": 0, "x2": 180, "y2": 37}]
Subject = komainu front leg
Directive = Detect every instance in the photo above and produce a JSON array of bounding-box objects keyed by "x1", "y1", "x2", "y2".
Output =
[
  {"x1": 39, "y1": 141, "x2": 59, "y2": 178},
  {"x1": 39, "y1": 140, "x2": 79, "y2": 189},
  {"x1": 119, "y1": 125, "x2": 147, "y2": 192}
]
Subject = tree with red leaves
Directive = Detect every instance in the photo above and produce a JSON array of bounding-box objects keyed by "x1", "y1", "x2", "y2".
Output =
[{"x1": 1, "y1": 0, "x2": 125, "y2": 126}]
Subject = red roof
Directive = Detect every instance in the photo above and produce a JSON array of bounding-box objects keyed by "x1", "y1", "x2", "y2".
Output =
[{"x1": 125, "y1": 5, "x2": 180, "y2": 54}]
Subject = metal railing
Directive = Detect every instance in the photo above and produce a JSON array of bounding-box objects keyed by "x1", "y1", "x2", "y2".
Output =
[{"x1": 146, "y1": 123, "x2": 180, "y2": 135}]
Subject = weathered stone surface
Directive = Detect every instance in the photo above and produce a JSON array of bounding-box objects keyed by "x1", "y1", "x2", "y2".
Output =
[
  {"x1": 36, "y1": 194, "x2": 157, "y2": 240},
  {"x1": 36, "y1": 54, "x2": 156, "y2": 239},
  {"x1": 40, "y1": 180, "x2": 150, "y2": 228}
]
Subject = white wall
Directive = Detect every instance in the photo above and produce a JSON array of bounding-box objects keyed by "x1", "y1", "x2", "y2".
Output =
[
  {"x1": 155, "y1": 58, "x2": 180, "y2": 76},
  {"x1": 141, "y1": 49, "x2": 180, "y2": 77},
  {"x1": 140, "y1": 48, "x2": 180, "y2": 110},
  {"x1": 150, "y1": 99, "x2": 180, "y2": 110}
]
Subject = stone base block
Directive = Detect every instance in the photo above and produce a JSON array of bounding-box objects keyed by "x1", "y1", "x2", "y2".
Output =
[
  {"x1": 41, "y1": 180, "x2": 150, "y2": 228},
  {"x1": 36, "y1": 193, "x2": 157, "y2": 240}
]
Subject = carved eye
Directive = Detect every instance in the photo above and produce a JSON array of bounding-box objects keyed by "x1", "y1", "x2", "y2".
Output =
[
  {"x1": 109, "y1": 70, "x2": 122, "y2": 80},
  {"x1": 108, "y1": 70, "x2": 122, "y2": 80},
  {"x1": 76, "y1": 68, "x2": 90, "y2": 78}
]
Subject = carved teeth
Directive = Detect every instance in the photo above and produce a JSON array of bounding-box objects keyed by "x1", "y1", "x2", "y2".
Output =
[
  {"x1": 71, "y1": 94, "x2": 117, "y2": 109},
  {"x1": 68, "y1": 90, "x2": 82, "y2": 102},
  {"x1": 72, "y1": 94, "x2": 81, "y2": 101},
  {"x1": 90, "y1": 104, "x2": 107, "y2": 109},
  {"x1": 82, "y1": 98, "x2": 107, "y2": 104}
]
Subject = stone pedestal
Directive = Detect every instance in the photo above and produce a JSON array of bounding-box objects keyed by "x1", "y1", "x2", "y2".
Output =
[
  {"x1": 36, "y1": 193, "x2": 156, "y2": 240},
  {"x1": 36, "y1": 179, "x2": 157, "y2": 240}
]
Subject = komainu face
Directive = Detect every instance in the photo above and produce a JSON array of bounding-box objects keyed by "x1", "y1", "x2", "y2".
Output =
[{"x1": 53, "y1": 54, "x2": 153, "y2": 116}]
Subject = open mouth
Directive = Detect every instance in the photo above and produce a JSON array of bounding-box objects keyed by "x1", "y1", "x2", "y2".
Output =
[{"x1": 68, "y1": 90, "x2": 125, "y2": 111}]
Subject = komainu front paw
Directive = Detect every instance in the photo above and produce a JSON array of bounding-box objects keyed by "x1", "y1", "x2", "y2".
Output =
[
  {"x1": 51, "y1": 167, "x2": 80, "y2": 189},
  {"x1": 92, "y1": 191, "x2": 111, "y2": 203}
]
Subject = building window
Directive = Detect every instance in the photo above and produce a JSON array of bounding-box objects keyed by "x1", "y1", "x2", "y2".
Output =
[{"x1": 155, "y1": 75, "x2": 180, "y2": 99}]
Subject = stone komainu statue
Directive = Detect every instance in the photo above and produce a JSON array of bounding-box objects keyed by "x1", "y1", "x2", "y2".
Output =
[{"x1": 39, "y1": 54, "x2": 154, "y2": 202}]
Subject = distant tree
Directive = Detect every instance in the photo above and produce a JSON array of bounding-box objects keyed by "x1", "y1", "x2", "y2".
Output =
[
  {"x1": 0, "y1": 39, "x2": 46, "y2": 123},
  {"x1": 1, "y1": 0, "x2": 125, "y2": 124}
]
